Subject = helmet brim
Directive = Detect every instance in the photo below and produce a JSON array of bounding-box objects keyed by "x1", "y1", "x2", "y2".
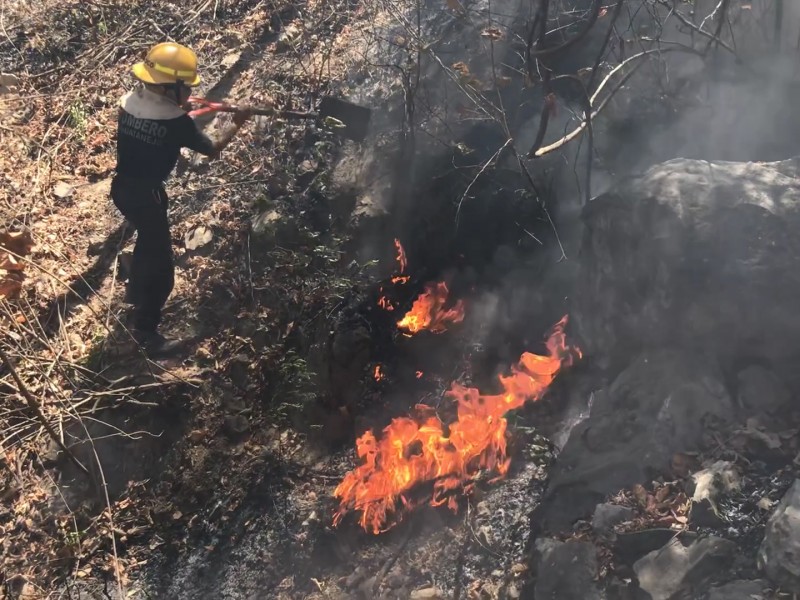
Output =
[{"x1": 132, "y1": 62, "x2": 201, "y2": 87}]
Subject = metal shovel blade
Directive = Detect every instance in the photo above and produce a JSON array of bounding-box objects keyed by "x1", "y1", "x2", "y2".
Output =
[{"x1": 317, "y1": 96, "x2": 371, "y2": 142}]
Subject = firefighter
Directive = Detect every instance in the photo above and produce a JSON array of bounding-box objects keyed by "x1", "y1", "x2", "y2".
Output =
[{"x1": 112, "y1": 42, "x2": 254, "y2": 356}]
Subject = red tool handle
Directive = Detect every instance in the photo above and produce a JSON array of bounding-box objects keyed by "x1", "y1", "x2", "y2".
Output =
[
  {"x1": 188, "y1": 96, "x2": 273, "y2": 117},
  {"x1": 188, "y1": 96, "x2": 315, "y2": 120}
]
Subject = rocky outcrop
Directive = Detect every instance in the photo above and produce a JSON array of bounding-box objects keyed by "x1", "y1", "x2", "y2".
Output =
[
  {"x1": 759, "y1": 479, "x2": 800, "y2": 592},
  {"x1": 633, "y1": 536, "x2": 737, "y2": 600},
  {"x1": 536, "y1": 350, "x2": 733, "y2": 531},
  {"x1": 576, "y1": 157, "x2": 800, "y2": 390}
]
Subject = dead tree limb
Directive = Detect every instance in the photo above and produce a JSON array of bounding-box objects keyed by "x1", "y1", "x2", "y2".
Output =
[
  {"x1": 525, "y1": 0, "x2": 553, "y2": 157},
  {"x1": 526, "y1": 71, "x2": 554, "y2": 157},
  {"x1": 528, "y1": 0, "x2": 603, "y2": 59},
  {"x1": 525, "y1": 0, "x2": 604, "y2": 157},
  {"x1": 657, "y1": 0, "x2": 737, "y2": 56},
  {"x1": 0, "y1": 346, "x2": 89, "y2": 475},
  {"x1": 553, "y1": 74, "x2": 594, "y2": 204},
  {"x1": 525, "y1": 0, "x2": 550, "y2": 72},
  {"x1": 587, "y1": 0, "x2": 626, "y2": 91},
  {"x1": 532, "y1": 53, "x2": 648, "y2": 157},
  {"x1": 704, "y1": 0, "x2": 731, "y2": 54}
]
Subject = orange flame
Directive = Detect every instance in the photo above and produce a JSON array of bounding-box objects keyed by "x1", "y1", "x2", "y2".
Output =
[
  {"x1": 374, "y1": 365, "x2": 386, "y2": 381},
  {"x1": 415, "y1": 371, "x2": 424, "y2": 379},
  {"x1": 377, "y1": 286, "x2": 396, "y2": 311},
  {"x1": 397, "y1": 282, "x2": 465, "y2": 334},
  {"x1": 333, "y1": 315, "x2": 581, "y2": 534},
  {"x1": 394, "y1": 239, "x2": 407, "y2": 274}
]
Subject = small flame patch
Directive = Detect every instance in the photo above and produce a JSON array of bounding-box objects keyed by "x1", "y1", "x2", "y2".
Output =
[
  {"x1": 394, "y1": 239, "x2": 408, "y2": 274},
  {"x1": 397, "y1": 282, "x2": 465, "y2": 335}
]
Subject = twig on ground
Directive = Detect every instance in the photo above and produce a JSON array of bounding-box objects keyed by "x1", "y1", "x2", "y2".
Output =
[{"x1": 0, "y1": 346, "x2": 89, "y2": 475}]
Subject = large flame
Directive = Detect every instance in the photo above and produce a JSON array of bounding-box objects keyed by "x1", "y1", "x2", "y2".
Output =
[
  {"x1": 333, "y1": 315, "x2": 581, "y2": 534},
  {"x1": 397, "y1": 282, "x2": 465, "y2": 334}
]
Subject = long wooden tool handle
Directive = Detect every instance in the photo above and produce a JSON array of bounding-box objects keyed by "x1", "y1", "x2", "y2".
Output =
[{"x1": 218, "y1": 105, "x2": 318, "y2": 120}]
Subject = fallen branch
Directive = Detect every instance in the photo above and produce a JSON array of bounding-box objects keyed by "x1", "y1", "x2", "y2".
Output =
[
  {"x1": 525, "y1": 0, "x2": 553, "y2": 157},
  {"x1": 532, "y1": 63, "x2": 640, "y2": 157},
  {"x1": 530, "y1": 47, "x2": 683, "y2": 158},
  {"x1": 0, "y1": 346, "x2": 89, "y2": 475}
]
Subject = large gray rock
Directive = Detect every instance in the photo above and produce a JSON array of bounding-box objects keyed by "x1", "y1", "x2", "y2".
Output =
[
  {"x1": 759, "y1": 479, "x2": 800, "y2": 591},
  {"x1": 576, "y1": 157, "x2": 800, "y2": 388},
  {"x1": 537, "y1": 350, "x2": 733, "y2": 531},
  {"x1": 633, "y1": 536, "x2": 736, "y2": 600},
  {"x1": 534, "y1": 540, "x2": 604, "y2": 600}
]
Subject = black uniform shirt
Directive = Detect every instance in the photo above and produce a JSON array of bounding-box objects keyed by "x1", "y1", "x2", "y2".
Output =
[{"x1": 115, "y1": 87, "x2": 215, "y2": 184}]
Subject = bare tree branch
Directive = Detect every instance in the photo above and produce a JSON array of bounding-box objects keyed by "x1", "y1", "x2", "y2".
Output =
[
  {"x1": 528, "y1": 0, "x2": 603, "y2": 59},
  {"x1": 0, "y1": 346, "x2": 89, "y2": 475}
]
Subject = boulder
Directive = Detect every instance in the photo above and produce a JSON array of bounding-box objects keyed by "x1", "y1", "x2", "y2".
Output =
[
  {"x1": 576, "y1": 157, "x2": 800, "y2": 390},
  {"x1": 534, "y1": 540, "x2": 603, "y2": 600},
  {"x1": 614, "y1": 530, "x2": 696, "y2": 566},
  {"x1": 758, "y1": 479, "x2": 800, "y2": 591},
  {"x1": 633, "y1": 536, "x2": 736, "y2": 600},
  {"x1": 537, "y1": 350, "x2": 733, "y2": 531},
  {"x1": 707, "y1": 579, "x2": 769, "y2": 600}
]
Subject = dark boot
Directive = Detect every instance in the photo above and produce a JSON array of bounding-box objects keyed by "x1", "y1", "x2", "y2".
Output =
[{"x1": 133, "y1": 330, "x2": 184, "y2": 357}]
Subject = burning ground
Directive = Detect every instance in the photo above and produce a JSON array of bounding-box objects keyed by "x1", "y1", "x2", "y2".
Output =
[{"x1": 3, "y1": 1, "x2": 800, "y2": 599}]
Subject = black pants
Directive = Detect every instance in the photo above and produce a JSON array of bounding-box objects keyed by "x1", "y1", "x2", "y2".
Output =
[{"x1": 111, "y1": 175, "x2": 174, "y2": 333}]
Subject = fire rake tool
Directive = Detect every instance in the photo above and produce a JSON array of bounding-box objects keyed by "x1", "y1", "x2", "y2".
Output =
[{"x1": 188, "y1": 96, "x2": 372, "y2": 142}]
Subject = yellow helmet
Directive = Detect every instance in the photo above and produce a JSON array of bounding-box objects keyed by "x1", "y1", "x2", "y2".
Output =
[{"x1": 131, "y1": 42, "x2": 201, "y2": 87}]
